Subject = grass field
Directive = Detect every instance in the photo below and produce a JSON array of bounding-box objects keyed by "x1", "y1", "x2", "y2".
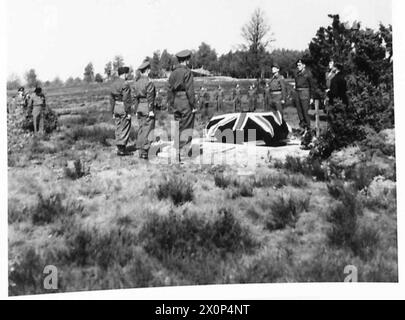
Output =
[{"x1": 7, "y1": 80, "x2": 397, "y2": 295}]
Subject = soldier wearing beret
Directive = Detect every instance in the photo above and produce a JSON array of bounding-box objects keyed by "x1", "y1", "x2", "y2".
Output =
[
  {"x1": 293, "y1": 59, "x2": 316, "y2": 134},
  {"x1": 28, "y1": 86, "x2": 46, "y2": 135},
  {"x1": 268, "y1": 63, "x2": 287, "y2": 116},
  {"x1": 110, "y1": 66, "x2": 133, "y2": 156},
  {"x1": 132, "y1": 60, "x2": 156, "y2": 160},
  {"x1": 167, "y1": 49, "x2": 197, "y2": 162}
]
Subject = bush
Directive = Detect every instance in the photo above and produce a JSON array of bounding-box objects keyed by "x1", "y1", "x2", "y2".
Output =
[
  {"x1": 64, "y1": 159, "x2": 88, "y2": 180},
  {"x1": 22, "y1": 107, "x2": 58, "y2": 134},
  {"x1": 64, "y1": 226, "x2": 138, "y2": 270},
  {"x1": 214, "y1": 173, "x2": 238, "y2": 189},
  {"x1": 67, "y1": 126, "x2": 115, "y2": 146},
  {"x1": 156, "y1": 175, "x2": 194, "y2": 206},
  {"x1": 9, "y1": 247, "x2": 49, "y2": 296},
  {"x1": 31, "y1": 193, "x2": 83, "y2": 226},
  {"x1": 139, "y1": 208, "x2": 257, "y2": 283},
  {"x1": 281, "y1": 156, "x2": 329, "y2": 181},
  {"x1": 326, "y1": 185, "x2": 362, "y2": 248},
  {"x1": 265, "y1": 194, "x2": 310, "y2": 231}
]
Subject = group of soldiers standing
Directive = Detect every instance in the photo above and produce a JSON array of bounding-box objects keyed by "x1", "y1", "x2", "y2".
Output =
[
  {"x1": 10, "y1": 86, "x2": 47, "y2": 135},
  {"x1": 110, "y1": 51, "x2": 350, "y2": 159},
  {"x1": 110, "y1": 49, "x2": 197, "y2": 161},
  {"x1": 9, "y1": 50, "x2": 348, "y2": 160}
]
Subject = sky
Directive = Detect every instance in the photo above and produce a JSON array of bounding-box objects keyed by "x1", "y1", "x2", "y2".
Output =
[{"x1": 6, "y1": 0, "x2": 392, "y2": 82}]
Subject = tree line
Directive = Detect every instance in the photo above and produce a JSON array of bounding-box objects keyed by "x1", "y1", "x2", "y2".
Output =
[{"x1": 7, "y1": 8, "x2": 307, "y2": 90}]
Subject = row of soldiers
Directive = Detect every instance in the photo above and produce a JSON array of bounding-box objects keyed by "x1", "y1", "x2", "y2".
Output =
[{"x1": 197, "y1": 63, "x2": 287, "y2": 115}]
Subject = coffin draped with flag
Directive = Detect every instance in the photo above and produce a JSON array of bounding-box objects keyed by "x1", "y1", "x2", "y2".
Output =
[{"x1": 205, "y1": 111, "x2": 291, "y2": 146}]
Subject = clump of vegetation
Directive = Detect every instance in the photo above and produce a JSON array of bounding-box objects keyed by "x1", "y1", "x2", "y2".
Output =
[
  {"x1": 157, "y1": 175, "x2": 194, "y2": 206},
  {"x1": 67, "y1": 126, "x2": 115, "y2": 146},
  {"x1": 139, "y1": 208, "x2": 257, "y2": 283},
  {"x1": 214, "y1": 173, "x2": 238, "y2": 189},
  {"x1": 64, "y1": 226, "x2": 138, "y2": 270},
  {"x1": 9, "y1": 247, "x2": 50, "y2": 296},
  {"x1": 30, "y1": 193, "x2": 83, "y2": 226},
  {"x1": 22, "y1": 107, "x2": 59, "y2": 134},
  {"x1": 64, "y1": 159, "x2": 88, "y2": 180},
  {"x1": 280, "y1": 156, "x2": 329, "y2": 181},
  {"x1": 265, "y1": 194, "x2": 310, "y2": 231}
]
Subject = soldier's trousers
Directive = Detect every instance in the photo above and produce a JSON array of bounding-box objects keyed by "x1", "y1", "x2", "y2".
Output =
[
  {"x1": 269, "y1": 94, "x2": 284, "y2": 116},
  {"x1": 32, "y1": 107, "x2": 44, "y2": 134},
  {"x1": 136, "y1": 113, "x2": 155, "y2": 157},
  {"x1": 216, "y1": 100, "x2": 223, "y2": 112},
  {"x1": 114, "y1": 113, "x2": 131, "y2": 147},
  {"x1": 173, "y1": 94, "x2": 195, "y2": 151},
  {"x1": 248, "y1": 97, "x2": 256, "y2": 112},
  {"x1": 294, "y1": 89, "x2": 311, "y2": 129},
  {"x1": 234, "y1": 98, "x2": 241, "y2": 112}
]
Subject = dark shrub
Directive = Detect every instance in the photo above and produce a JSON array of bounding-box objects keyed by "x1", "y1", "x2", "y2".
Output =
[
  {"x1": 9, "y1": 247, "x2": 49, "y2": 296},
  {"x1": 139, "y1": 209, "x2": 257, "y2": 283},
  {"x1": 265, "y1": 194, "x2": 310, "y2": 231},
  {"x1": 157, "y1": 175, "x2": 194, "y2": 206},
  {"x1": 31, "y1": 193, "x2": 83, "y2": 226}
]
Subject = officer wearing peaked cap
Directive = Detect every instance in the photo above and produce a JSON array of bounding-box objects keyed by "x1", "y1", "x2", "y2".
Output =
[
  {"x1": 132, "y1": 60, "x2": 156, "y2": 160},
  {"x1": 167, "y1": 49, "x2": 197, "y2": 162},
  {"x1": 110, "y1": 66, "x2": 133, "y2": 156},
  {"x1": 268, "y1": 62, "x2": 287, "y2": 116}
]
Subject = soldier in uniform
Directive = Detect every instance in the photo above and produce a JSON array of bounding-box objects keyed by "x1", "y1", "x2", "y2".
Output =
[
  {"x1": 132, "y1": 61, "x2": 156, "y2": 160},
  {"x1": 167, "y1": 49, "x2": 197, "y2": 162},
  {"x1": 28, "y1": 87, "x2": 46, "y2": 135},
  {"x1": 14, "y1": 87, "x2": 28, "y2": 113},
  {"x1": 198, "y1": 86, "x2": 210, "y2": 118},
  {"x1": 293, "y1": 59, "x2": 316, "y2": 134},
  {"x1": 232, "y1": 84, "x2": 242, "y2": 112},
  {"x1": 263, "y1": 82, "x2": 270, "y2": 111},
  {"x1": 214, "y1": 85, "x2": 224, "y2": 112},
  {"x1": 248, "y1": 85, "x2": 256, "y2": 112},
  {"x1": 268, "y1": 63, "x2": 287, "y2": 116},
  {"x1": 324, "y1": 59, "x2": 338, "y2": 107},
  {"x1": 110, "y1": 66, "x2": 133, "y2": 156}
]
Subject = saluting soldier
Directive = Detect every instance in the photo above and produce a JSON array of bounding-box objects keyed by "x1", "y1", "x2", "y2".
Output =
[
  {"x1": 167, "y1": 49, "x2": 197, "y2": 162},
  {"x1": 293, "y1": 59, "x2": 316, "y2": 134},
  {"x1": 28, "y1": 87, "x2": 46, "y2": 134},
  {"x1": 132, "y1": 61, "x2": 156, "y2": 160},
  {"x1": 268, "y1": 63, "x2": 287, "y2": 116},
  {"x1": 110, "y1": 66, "x2": 133, "y2": 156},
  {"x1": 232, "y1": 84, "x2": 242, "y2": 112},
  {"x1": 214, "y1": 85, "x2": 224, "y2": 112}
]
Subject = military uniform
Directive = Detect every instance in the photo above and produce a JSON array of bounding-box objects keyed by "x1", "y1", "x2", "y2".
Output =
[
  {"x1": 232, "y1": 86, "x2": 242, "y2": 112},
  {"x1": 29, "y1": 90, "x2": 46, "y2": 134},
  {"x1": 133, "y1": 63, "x2": 156, "y2": 159},
  {"x1": 110, "y1": 74, "x2": 132, "y2": 153},
  {"x1": 248, "y1": 86, "x2": 257, "y2": 112},
  {"x1": 268, "y1": 73, "x2": 287, "y2": 115},
  {"x1": 167, "y1": 50, "x2": 196, "y2": 157},
  {"x1": 215, "y1": 87, "x2": 224, "y2": 112},
  {"x1": 198, "y1": 87, "x2": 210, "y2": 117},
  {"x1": 293, "y1": 67, "x2": 316, "y2": 129}
]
